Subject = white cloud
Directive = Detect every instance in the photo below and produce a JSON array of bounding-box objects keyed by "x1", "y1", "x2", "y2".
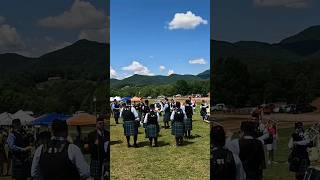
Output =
[
  {"x1": 0, "y1": 16, "x2": 6, "y2": 24},
  {"x1": 122, "y1": 61, "x2": 154, "y2": 76},
  {"x1": 38, "y1": 0, "x2": 106, "y2": 29},
  {"x1": 110, "y1": 66, "x2": 118, "y2": 79},
  {"x1": 159, "y1": 65, "x2": 166, "y2": 72},
  {"x1": 189, "y1": 58, "x2": 207, "y2": 65},
  {"x1": 0, "y1": 24, "x2": 25, "y2": 53},
  {"x1": 168, "y1": 69, "x2": 174, "y2": 75},
  {"x1": 253, "y1": 0, "x2": 311, "y2": 8},
  {"x1": 78, "y1": 16, "x2": 109, "y2": 43},
  {"x1": 79, "y1": 28, "x2": 107, "y2": 43},
  {"x1": 168, "y1": 11, "x2": 207, "y2": 30}
]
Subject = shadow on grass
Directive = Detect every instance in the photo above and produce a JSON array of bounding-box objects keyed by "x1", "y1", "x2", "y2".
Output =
[
  {"x1": 110, "y1": 140, "x2": 123, "y2": 145},
  {"x1": 180, "y1": 140, "x2": 195, "y2": 146},
  {"x1": 185, "y1": 134, "x2": 202, "y2": 139}
]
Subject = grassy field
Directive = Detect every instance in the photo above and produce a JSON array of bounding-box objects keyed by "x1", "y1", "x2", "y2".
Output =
[{"x1": 110, "y1": 109, "x2": 210, "y2": 180}]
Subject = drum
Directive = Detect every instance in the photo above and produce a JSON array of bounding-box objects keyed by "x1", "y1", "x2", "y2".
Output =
[{"x1": 304, "y1": 166, "x2": 320, "y2": 180}]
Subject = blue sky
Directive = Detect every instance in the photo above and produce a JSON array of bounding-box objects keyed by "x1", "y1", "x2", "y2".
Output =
[
  {"x1": 212, "y1": 0, "x2": 320, "y2": 43},
  {"x1": 0, "y1": 0, "x2": 108, "y2": 56},
  {"x1": 110, "y1": 0, "x2": 210, "y2": 79}
]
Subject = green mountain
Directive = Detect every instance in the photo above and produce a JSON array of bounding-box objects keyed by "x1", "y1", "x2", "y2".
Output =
[
  {"x1": 0, "y1": 39, "x2": 108, "y2": 81},
  {"x1": 110, "y1": 70, "x2": 209, "y2": 89}
]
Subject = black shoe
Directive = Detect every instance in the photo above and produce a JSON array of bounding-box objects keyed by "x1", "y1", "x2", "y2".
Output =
[
  {"x1": 128, "y1": 144, "x2": 132, "y2": 148},
  {"x1": 134, "y1": 144, "x2": 138, "y2": 148}
]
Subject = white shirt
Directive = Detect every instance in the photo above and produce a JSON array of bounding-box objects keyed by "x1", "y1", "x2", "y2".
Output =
[
  {"x1": 288, "y1": 132, "x2": 310, "y2": 149},
  {"x1": 120, "y1": 106, "x2": 139, "y2": 121},
  {"x1": 31, "y1": 143, "x2": 90, "y2": 179},
  {"x1": 170, "y1": 109, "x2": 187, "y2": 121},
  {"x1": 143, "y1": 111, "x2": 160, "y2": 124}
]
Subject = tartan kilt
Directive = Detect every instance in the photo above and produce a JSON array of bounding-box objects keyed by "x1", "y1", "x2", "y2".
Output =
[
  {"x1": 172, "y1": 121, "x2": 185, "y2": 137},
  {"x1": 123, "y1": 121, "x2": 138, "y2": 136},
  {"x1": 114, "y1": 111, "x2": 120, "y2": 119},
  {"x1": 146, "y1": 124, "x2": 159, "y2": 138},
  {"x1": 200, "y1": 110, "x2": 207, "y2": 117},
  {"x1": 163, "y1": 113, "x2": 171, "y2": 122},
  {"x1": 184, "y1": 118, "x2": 192, "y2": 131},
  {"x1": 90, "y1": 159, "x2": 102, "y2": 178},
  {"x1": 12, "y1": 157, "x2": 31, "y2": 179}
]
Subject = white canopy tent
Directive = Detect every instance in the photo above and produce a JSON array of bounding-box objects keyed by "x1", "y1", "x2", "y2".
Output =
[
  {"x1": 12, "y1": 110, "x2": 35, "y2": 125},
  {"x1": 0, "y1": 112, "x2": 14, "y2": 126},
  {"x1": 110, "y1": 96, "x2": 121, "y2": 102}
]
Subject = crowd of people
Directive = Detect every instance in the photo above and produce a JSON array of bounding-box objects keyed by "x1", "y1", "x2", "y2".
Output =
[
  {"x1": 0, "y1": 116, "x2": 109, "y2": 180},
  {"x1": 111, "y1": 97, "x2": 209, "y2": 147},
  {"x1": 210, "y1": 114, "x2": 313, "y2": 180}
]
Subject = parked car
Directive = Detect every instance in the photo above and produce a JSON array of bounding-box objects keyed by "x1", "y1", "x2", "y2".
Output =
[
  {"x1": 290, "y1": 104, "x2": 316, "y2": 114},
  {"x1": 147, "y1": 96, "x2": 152, "y2": 99},
  {"x1": 263, "y1": 104, "x2": 275, "y2": 115},
  {"x1": 212, "y1": 103, "x2": 228, "y2": 112}
]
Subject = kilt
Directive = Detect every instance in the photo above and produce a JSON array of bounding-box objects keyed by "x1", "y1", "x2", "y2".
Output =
[
  {"x1": 200, "y1": 110, "x2": 206, "y2": 117},
  {"x1": 172, "y1": 121, "x2": 185, "y2": 137},
  {"x1": 184, "y1": 118, "x2": 192, "y2": 131},
  {"x1": 0, "y1": 145, "x2": 7, "y2": 162},
  {"x1": 146, "y1": 124, "x2": 159, "y2": 138},
  {"x1": 289, "y1": 149, "x2": 310, "y2": 173},
  {"x1": 114, "y1": 111, "x2": 120, "y2": 119},
  {"x1": 123, "y1": 121, "x2": 138, "y2": 136},
  {"x1": 12, "y1": 157, "x2": 31, "y2": 179},
  {"x1": 90, "y1": 159, "x2": 102, "y2": 178},
  {"x1": 163, "y1": 113, "x2": 171, "y2": 122}
]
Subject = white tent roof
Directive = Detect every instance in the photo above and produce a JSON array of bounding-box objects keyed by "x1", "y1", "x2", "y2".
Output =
[
  {"x1": 0, "y1": 112, "x2": 14, "y2": 125},
  {"x1": 12, "y1": 110, "x2": 35, "y2": 125},
  {"x1": 110, "y1": 96, "x2": 121, "y2": 101}
]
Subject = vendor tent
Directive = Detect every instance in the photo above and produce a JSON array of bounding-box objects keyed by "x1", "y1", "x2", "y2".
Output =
[
  {"x1": 0, "y1": 112, "x2": 13, "y2": 125},
  {"x1": 12, "y1": 110, "x2": 35, "y2": 125},
  {"x1": 32, "y1": 113, "x2": 71, "y2": 126},
  {"x1": 67, "y1": 113, "x2": 97, "y2": 126},
  {"x1": 131, "y1": 96, "x2": 141, "y2": 102},
  {"x1": 121, "y1": 97, "x2": 131, "y2": 103}
]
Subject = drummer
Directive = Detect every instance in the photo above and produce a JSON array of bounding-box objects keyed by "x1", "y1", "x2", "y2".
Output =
[{"x1": 288, "y1": 122, "x2": 310, "y2": 180}]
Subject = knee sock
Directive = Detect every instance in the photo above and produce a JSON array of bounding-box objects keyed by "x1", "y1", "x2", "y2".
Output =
[{"x1": 134, "y1": 135, "x2": 138, "y2": 145}]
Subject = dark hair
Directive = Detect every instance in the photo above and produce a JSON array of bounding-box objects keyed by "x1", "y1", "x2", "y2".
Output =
[
  {"x1": 145, "y1": 100, "x2": 149, "y2": 105},
  {"x1": 241, "y1": 121, "x2": 256, "y2": 136},
  {"x1": 12, "y1": 119, "x2": 21, "y2": 128},
  {"x1": 127, "y1": 100, "x2": 131, "y2": 104},
  {"x1": 51, "y1": 120, "x2": 68, "y2": 137},
  {"x1": 186, "y1": 99, "x2": 191, "y2": 104},
  {"x1": 165, "y1": 98, "x2": 168, "y2": 101},
  {"x1": 211, "y1": 125, "x2": 226, "y2": 147},
  {"x1": 176, "y1": 101, "x2": 181, "y2": 108}
]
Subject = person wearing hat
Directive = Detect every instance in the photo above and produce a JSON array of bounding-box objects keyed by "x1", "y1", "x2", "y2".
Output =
[
  {"x1": 211, "y1": 125, "x2": 246, "y2": 180},
  {"x1": 226, "y1": 121, "x2": 265, "y2": 180},
  {"x1": 112, "y1": 99, "x2": 121, "y2": 124},
  {"x1": 86, "y1": 116, "x2": 110, "y2": 180},
  {"x1": 120, "y1": 101, "x2": 139, "y2": 147},
  {"x1": 163, "y1": 98, "x2": 171, "y2": 129},
  {"x1": 143, "y1": 104, "x2": 160, "y2": 147},
  {"x1": 171, "y1": 101, "x2": 186, "y2": 146},
  {"x1": 288, "y1": 122, "x2": 310, "y2": 180},
  {"x1": 7, "y1": 119, "x2": 32, "y2": 180},
  {"x1": 183, "y1": 99, "x2": 193, "y2": 138},
  {"x1": 31, "y1": 119, "x2": 90, "y2": 180}
]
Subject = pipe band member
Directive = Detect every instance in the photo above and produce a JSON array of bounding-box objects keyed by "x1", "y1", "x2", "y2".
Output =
[
  {"x1": 144, "y1": 104, "x2": 160, "y2": 147},
  {"x1": 87, "y1": 116, "x2": 109, "y2": 180},
  {"x1": 31, "y1": 120, "x2": 90, "y2": 180},
  {"x1": 184, "y1": 99, "x2": 193, "y2": 138},
  {"x1": 200, "y1": 100, "x2": 208, "y2": 121},
  {"x1": 163, "y1": 98, "x2": 171, "y2": 129},
  {"x1": 171, "y1": 101, "x2": 187, "y2": 146},
  {"x1": 288, "y1": 122, "x2": 310, "y2": 180},
  {"x1": 7, "y1": 119, "x2": 32, "y2": 180},
  {"x1": 120, "y1": 100, "x2": 139, "y2": 148},
  {"x1": 112, "y1": 100, "x2": 121, "y2": 124},
  {"x1": 226, "y1": 121, "x2": 266, "y2": 180}
]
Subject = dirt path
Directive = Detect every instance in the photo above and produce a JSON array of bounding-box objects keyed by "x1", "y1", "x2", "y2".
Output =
[{"x1": 211, "y1": 112, "x2": 320, "y2": 131}]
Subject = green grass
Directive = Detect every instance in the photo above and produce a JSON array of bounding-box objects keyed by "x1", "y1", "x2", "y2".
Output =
[{"x1": 110, "y1": 109, "x2": 210, "y2": 180}]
